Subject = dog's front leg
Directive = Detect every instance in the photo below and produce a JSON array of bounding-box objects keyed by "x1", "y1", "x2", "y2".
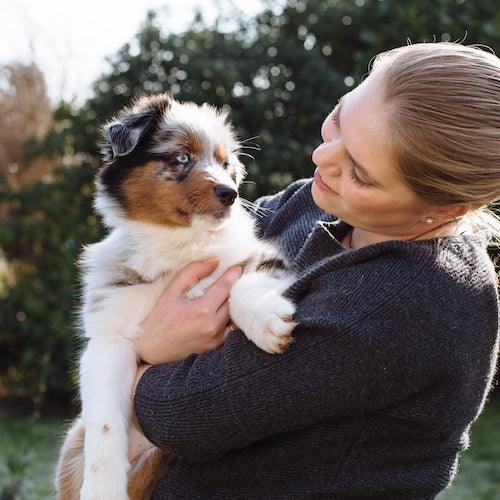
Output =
[
  {"x1": 229, "y1": 271, "x2": 296, "y2": 354},
  {"x1": 79, "y1": 336, "x2": 137, "y2": 500}
]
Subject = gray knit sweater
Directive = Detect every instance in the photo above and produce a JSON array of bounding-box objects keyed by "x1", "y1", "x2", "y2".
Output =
[{"x1": 134, "y1": 179, "x2": 499, "y2": 499}]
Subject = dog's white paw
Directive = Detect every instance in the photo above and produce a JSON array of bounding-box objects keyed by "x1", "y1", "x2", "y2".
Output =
[
  {"x1": 186, "y1": 282, "x2": 205, "y2": 299},
  {"x1": 230, "y1": 278, "x2": 296, "y2": 354},
  {"x1": 246, "y1": 294, "x2": 296, "y2": 354},
  {"x1": 186, "y1": 275, "x2": 215, "y2": 299}
]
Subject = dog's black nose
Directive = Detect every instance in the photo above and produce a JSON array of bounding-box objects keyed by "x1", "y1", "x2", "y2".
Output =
[{"x1": 214, "y1": 185, "x2": 238, "y2": 207}]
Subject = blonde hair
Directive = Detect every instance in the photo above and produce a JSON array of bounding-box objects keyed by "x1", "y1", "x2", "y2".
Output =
[{"x1": 371, "y1": 42, "x2": 500, "y2": 238}]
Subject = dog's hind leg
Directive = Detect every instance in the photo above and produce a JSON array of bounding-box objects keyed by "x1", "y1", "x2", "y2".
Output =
[{"x1": 79, "y1": 336, "x2": 137, "y2": 500}]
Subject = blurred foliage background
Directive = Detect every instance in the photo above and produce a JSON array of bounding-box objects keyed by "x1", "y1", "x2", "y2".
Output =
[{"x1": 1, "y1": 0, "x2": 500, "y2": 414}]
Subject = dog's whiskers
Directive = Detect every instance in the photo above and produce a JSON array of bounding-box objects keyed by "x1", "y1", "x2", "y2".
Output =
[
  {"x1": 240, "y1": 136, "x2": 262, "y2": 152},
  {"x1": 239, "y1": 152, "x2": 256, "y2": 161},
  {"x1": 241, "y1": 135, "x2": 262, "y2": 144},
  {"x1": 240, "y1": 198, "x2": 274, "y2": 218},
  {"x1": 187, "y1": 189, "x2": 203, "y2": 205}
]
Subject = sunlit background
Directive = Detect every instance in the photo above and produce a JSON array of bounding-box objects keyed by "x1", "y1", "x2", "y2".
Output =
[{"x1": 1, "y1": 0, "x2": 274, "y2": 103}]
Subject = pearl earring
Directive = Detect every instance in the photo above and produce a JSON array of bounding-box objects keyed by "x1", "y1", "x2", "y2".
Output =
[{"x1": 425, "y1": 217, "x2": 435, "y2": 224}]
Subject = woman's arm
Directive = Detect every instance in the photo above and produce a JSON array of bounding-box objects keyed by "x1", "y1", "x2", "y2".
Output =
[
  {"x1": 133, "y1": 245, "x2": 497, "y2": 463},
  {"x1": 132, "y1": 297, "x2": 442, "y2": 463},
  {"x1": 132, "y1": 319, "x2": 427, "y2": 462}
]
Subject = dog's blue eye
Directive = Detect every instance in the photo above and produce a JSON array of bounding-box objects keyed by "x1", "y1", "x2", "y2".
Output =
[{"x1": 176, "y1": 153, "x2": 190, "y2": 164}]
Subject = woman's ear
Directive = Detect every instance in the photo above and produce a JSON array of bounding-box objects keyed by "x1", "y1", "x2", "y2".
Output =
[{"x1": 436, "y1": 203, "x2": 469, "y2": 220}]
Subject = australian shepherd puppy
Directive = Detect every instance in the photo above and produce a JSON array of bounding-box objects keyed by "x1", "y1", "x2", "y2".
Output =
[{"x1": 55, "y1": 93, "x2": 296, "y2": 500}]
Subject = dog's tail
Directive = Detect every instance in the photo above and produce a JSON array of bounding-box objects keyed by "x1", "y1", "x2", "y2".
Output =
[
  {"x1": 55, "y1": 417, "x2": 174, "y2": 500},
  {"x1": 55, "y1": 417, "x2": 85, "y2": 500}
]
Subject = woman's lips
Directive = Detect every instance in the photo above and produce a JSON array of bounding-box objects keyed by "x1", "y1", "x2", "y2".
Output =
[{"x1": 313, "y1": 168, "x2": 338, "y2": 195}]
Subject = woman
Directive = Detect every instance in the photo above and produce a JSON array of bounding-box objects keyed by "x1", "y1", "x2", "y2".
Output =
[{"x1": 132, "y1": 43, "x2": 500, "y2": 498}]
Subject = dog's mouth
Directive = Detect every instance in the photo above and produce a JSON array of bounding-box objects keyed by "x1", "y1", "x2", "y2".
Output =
[
  {"x1": 207, "y1": 202, "x2": 237, "y2": 222},
  {"x1": 191, "y1": 204, "x2": 234, "y2": 232},
  {"x1": 210, "y1": 206, "x2": 233, "y2": 220}
]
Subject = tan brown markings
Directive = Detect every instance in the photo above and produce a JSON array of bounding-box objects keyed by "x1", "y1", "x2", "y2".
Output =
[
  {"x1": 122, "y1": 161, "x2": 191, "y2": 227},
  {"x1": 182, "y1": 129, "x2": 204, "y2": 158},
  {"x1": 122, "y1": 161, "x2": 231, "y2": 227},
  {"x1": 215, "y1": 142, "x2": 228, "y2": 165}
]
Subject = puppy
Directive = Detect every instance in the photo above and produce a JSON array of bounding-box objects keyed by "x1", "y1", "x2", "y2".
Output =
[{"x1": 55, "y1": 94, "x2": 296, "y2": 500}]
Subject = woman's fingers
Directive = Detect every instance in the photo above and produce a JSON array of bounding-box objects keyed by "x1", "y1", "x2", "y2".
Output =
[
  {"x1": 166, "y1": 258, "x2": 242, "y2": 305},
  {"x1": 169, "y1": 257, "x2": 220, "y2": 296},
  {"x1": 201, "y1": 265, "x2": 243, "y2": 309}
]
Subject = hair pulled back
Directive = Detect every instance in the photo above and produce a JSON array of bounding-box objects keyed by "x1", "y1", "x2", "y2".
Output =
[{"x1": 371, "y1": 43, "x2": 500, "y2": 233}]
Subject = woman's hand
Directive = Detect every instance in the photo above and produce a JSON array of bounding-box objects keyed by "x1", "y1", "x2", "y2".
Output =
[{"x1": 137, "y1": 258, "x2": 242, "y2": 365}]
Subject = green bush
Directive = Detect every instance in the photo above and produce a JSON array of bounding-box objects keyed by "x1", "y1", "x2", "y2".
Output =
[{"x1": 0, "y1": 165, "x2": 104, "y2": 411}]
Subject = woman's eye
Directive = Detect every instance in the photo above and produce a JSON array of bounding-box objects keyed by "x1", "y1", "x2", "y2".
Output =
[
  {"x1": 176, "y1": 152, "x2": 190, "y2": 164},
  {"x1": 348, "y1": 166, "x2": 370, "y2": 188}
]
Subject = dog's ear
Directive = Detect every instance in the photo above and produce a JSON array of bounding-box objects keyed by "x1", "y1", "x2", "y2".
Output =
[
  {"x1": 105, "y1": 112, "x2": 156, "y2": 158},
  {"x1": 104, "y1": 94, "x2": 173, "y2": 158}
]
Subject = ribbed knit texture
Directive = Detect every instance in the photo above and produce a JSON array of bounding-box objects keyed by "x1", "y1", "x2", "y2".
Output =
[{"x1": 135, "y1": 180, "x2": 499, "y2": 499}]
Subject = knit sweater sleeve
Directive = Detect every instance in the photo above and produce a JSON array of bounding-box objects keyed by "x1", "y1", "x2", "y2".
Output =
[{"x1": 134, "y1": 235, "x2": 498, "y2": 462}]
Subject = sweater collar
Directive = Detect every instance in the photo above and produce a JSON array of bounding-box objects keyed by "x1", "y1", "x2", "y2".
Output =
[{"x1": 292, "y1": 219, "x2": 351, "y2": 272}]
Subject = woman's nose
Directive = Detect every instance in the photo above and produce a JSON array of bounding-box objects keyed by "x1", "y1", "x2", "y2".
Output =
[{"x1": 312, "y1": 140, "x2": 342, "y2": 175}]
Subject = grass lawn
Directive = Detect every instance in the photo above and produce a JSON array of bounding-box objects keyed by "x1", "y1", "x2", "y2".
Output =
[
  {"x1": 0, "y1": 415, "x2": 71, "y2": 499},
  {"x1": 0, "y1": 399, "x2": 499, "y2": 499}
]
